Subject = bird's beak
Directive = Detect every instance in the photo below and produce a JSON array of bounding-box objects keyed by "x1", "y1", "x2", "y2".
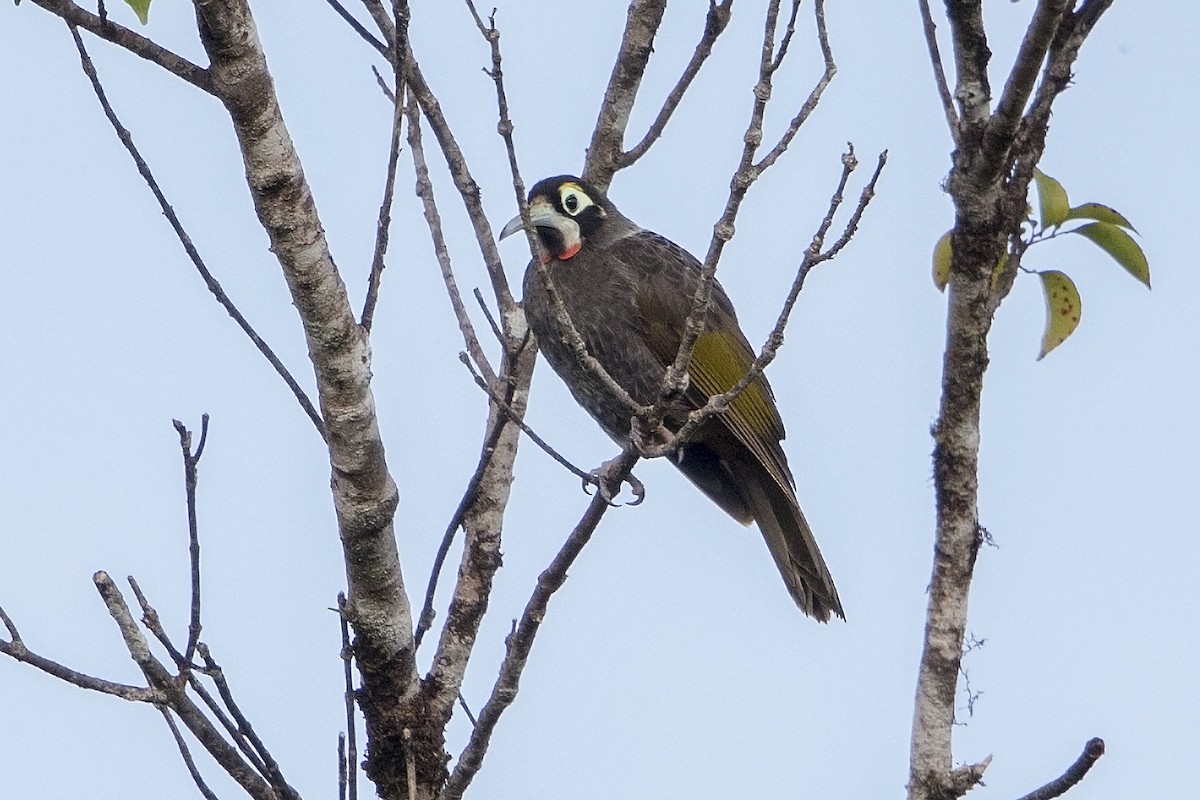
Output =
[{"x1": 499, "y1": 197, "x2": 570, "y2": 241}]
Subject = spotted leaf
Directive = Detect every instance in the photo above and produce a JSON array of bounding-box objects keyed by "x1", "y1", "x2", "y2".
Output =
[{"x1": 1038, "y1": 270, "x2": 1081, "y2": 360}]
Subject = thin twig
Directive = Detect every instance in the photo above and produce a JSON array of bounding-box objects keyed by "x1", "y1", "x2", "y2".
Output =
[
  {"x1": 648, "y1": 148, "x2": 886, "y2": 455},
  {"x1": 1014, "y1": 738, "x2": 1106, "y2": 800},
  {"x1": 405, "y1": 56, "x2": 517, "y2": 314},
  {"x1": 0, "y1": 602, "x2": 162, "y2": 702},
  {"x1": 647, "y1": 0, "x2": 826, "y2": 440},
  {"x1": 171, "y1": 416, "x2": 208, "y2": 664},
  {"x1": 618, "y1": 0, "x2": 734, "y2": 170},
  {"x1": 339, "y1": 732, "x2": 349, "y2": 800},
  {"x1": 459, "y1": 353, "x2": 592, "y2": 482},
  {"x1": 769, "y1": 0, "x2": 803, "y2": 72},
  {"x1": 360, "y1": 79, "x2": 405, "y2": 332},
  {"x1": 582, "y1": 0, "x2": 669, "y2": 191},
  {"x1": 404, "y1": 91, "x2": 496, "y2": 384},
  {"x1": 338, "y1": 594, "x2": 359, "y2": 800},
  {"x1": 93, "y1": 572, "x2": 279, "y2": 800},
  {"x1": 754, "y1": 0, "x2": 836, "y2": 174},
  {"x1": 412, "y1": 366, "x2": 524, "y2": 651},
  {"x1": 68, "y1": 25, "x2": 326, "y2": 438},
  {"x1": 917, "y1": 0, "x2": 960, "y2": 141},
  {"x1": 128, "y1": 576, "x2": 193, "y2": 671},
  {"x1": 197, "y1": 644, "x2": 299, "y2": 800},
  {"x1": 442, "y1": 446, "x2": 640, "y2": 800},
  {"x1": 323, "y1": 0, "x2": 390, "y2": 57},
  {"x1": 473, "y1": 288, "x2": 505, "y2": 346},
  {"x1": 32, "y1": 0, "x2": 212, "y2": 92},
  {"x1": 161, "y1": 707, "x2": 222, "y2": 800},
  {"x1": 359, "y1": 0, "x2": 397, "y2": 52},
  {"x1": 456, "y1": 692, "x2": 478, "y2": 727},
  {"x1": 186, "y1": 673, "x2": 271, "y2": 777},
  {"x1": 403, "y1": 729, "x2": 417, "y2": 800}
]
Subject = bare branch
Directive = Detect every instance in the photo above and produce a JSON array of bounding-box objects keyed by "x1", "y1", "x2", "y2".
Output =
[
  {"x1": 442, "y1": 446, "x2": 640, "y2": 800},
  {"x1": 0, "y1": 602, "x2": 162, "y2": 703},
  {"x1": 337, "y1": 594, "x2": 360, "y2": 800},
  {"x1": 172, "y1": 416, "x2": 208, "y2": 663},
  {"x1": 128, "y1": 576, "x2": 193, "y2": 670},
  {"x1": 404, "y1": 91, "x2": 497, "y2": 384},
  {"x1": 980, "y1": 0, "x2": 1072, "y2": 184},
  {"x1": 405, "y1": 54, "x2": 516, "y2": 313},
  {"x1": 617, "y1": 1, "x2": 734, "y2": 170},
  {"x1": 754, "y1": 0, "x2": 836, "y2": 174},
  {"x1": 359, "y1": 0, "x2": 397, "y2": 51},
  {"x1": 649, "y1": 0, "x2": 834, "y2": 436},
  {"x1": 94, "y1": 572, "x2": 279, "y2": 800},
  {"x1": 458, "y1": 352, "x2": 593, "y2": 483},
  {"x1": 944, "y1": 0, "x2": 992, "y2": 124},
  {"x1": 195, "y1": 643, "x2": 298, "y2": 798},
  {"x1": 160, "y1": 708, "x2": 222, "y2": 800},
  {"x1": 647, "y1": 148, "x2": 887, "y2": 457},
  {"x1": 582, "y1": 0, "x2": 669, "y2": 191},
  {"x1": 1015, "y1": 738, "x2": 1106, "y2": 800},
  {"x1": 28, "y1": 0, "x2": 212, "y2": 92},
  {"x1": 360, "y1": 81, "x2": 405, "y2": 332},
  {"x1": 323, "y1": 0, "x2": 390, "y2": 57},
  {"x1": 917, "y1": 0, "x2": 959, "y2": 140},
  {"x1": 69, "y1": 25, "x2": 326, "y2": 438},
  {"x1": 339, "y1": 732, "x2": 349, "y2": 800}
]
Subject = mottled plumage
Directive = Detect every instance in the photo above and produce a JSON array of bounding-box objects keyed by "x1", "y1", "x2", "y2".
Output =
[{"x1": 502, "y1": 176, "x2": 842, "y2": 621}]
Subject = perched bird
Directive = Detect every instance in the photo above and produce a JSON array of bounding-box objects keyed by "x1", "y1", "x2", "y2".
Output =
[{"x1": 501, "y1": 175, "x2": 842, "y2": 621}]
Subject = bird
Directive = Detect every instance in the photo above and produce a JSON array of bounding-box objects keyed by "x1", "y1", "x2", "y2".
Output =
[{"x1": 500, "y1": 175, "x2": 842, "y2": 621}]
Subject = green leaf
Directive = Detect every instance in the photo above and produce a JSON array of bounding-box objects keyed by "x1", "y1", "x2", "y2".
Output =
[
  {"x1": 123, "y1": 0, "x2": 151, "y2": 24},
  {"x1": 1064, "y1": 202, "x2": 1138, "y2": 233},
  {"x1": 1038, "y1": 270, "x2": 1081, "y2": 360},
  {"x1": 1073, "y1": 222, "x2": 1151, "y2": 288},
  {"x1": 1033, "y1": 167, "x2": 1070, "y2": 229},
  {"x1": 932, "y1": 231, "x2": 952, "y2": 292}
]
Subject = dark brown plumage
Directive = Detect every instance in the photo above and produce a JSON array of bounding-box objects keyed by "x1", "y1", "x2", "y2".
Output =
[{"x1": 501, "y1": 176, "x2": 842, "y2": 621}]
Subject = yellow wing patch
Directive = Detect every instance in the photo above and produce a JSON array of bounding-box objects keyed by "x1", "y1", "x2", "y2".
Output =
[{"x1": 689, "y1": 331, "x2": 780, "y2": 440}]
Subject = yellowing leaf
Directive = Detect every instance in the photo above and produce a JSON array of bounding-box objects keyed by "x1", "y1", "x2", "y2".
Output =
[
  {"x1": 1038, "y1": 270, "x2": 1081, "y2": 360},
  {"x1": 1064, "y1": 202, "x2": 1138, "y2": 233},
  {"x1": 124, "y1": 0, "x2": 151, "y2": 24},
  {"x1": 1033, "y1": 168, "x2": 1070, "y2": 229},
  {"x1": 932, "y1": 231, "x2": 952, "y2": 292},
  {"x1": 1073, "y1": 222, "x2": 1151, "y2": 288}
]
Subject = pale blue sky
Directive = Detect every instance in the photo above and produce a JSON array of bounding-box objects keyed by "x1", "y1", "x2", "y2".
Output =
[{"x1": 1, "y1": 2, "x2": 1195, "y2": 798}]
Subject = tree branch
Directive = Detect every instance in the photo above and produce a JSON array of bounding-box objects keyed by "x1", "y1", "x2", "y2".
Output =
[
  {"x1": 441, "y1": 446, "x2": 640, "y2": 800},
  {"x1": 69, "y1": 24, "x2": 326, "y2": 438},
  {"x1": 980, "y1": 0, "x2": 1071, "y2": 185},
  {"x1": 582, "y1": 0, "x2": 669, "y2": 192},
  {"x1": 29, "y1": 0, "x2": 213, "y2": 92},
  {"x1": 617, "y1": 1, "x2": 734, "y2": 170},
  {"x1": 0, "y1": 602, "x2": 162, "y2": 703},
  {"x1": 917, "y1": 0, "x2": 959, "y2": 141},
  {"x1": 1014, "y1": 738, "x2": 1106, "y2": 800},
  {"x1": 190, "y1": 1, "x2": 420, "y2": 794}
]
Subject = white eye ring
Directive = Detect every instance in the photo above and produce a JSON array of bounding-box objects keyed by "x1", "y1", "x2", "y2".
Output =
[{"x1": 559, "y1": 185, "x2": 593, "y2": 217}]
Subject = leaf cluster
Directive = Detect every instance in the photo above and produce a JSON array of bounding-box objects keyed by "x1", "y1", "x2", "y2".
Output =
[{"x1": 932, "y1": 168, "x2": 1149, "y2": 359}]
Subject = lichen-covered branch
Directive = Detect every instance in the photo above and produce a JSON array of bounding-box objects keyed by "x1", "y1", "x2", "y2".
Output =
[{"x1": 908, "y1": 3, "x2": 1117, "y2": 799}]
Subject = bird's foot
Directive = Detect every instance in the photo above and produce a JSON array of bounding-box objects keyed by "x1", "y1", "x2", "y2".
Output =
[
  {"x1": 582, "y1": 457, "x2": 645, "y2": 506},
  {"x1": 630, "y1": 415, "x2": 676, "y2": 459}
]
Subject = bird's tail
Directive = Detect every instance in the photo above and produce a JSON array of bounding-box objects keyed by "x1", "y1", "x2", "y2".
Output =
[{"x1": 743, "y1": 473, "x2": 843, "y2": 622}]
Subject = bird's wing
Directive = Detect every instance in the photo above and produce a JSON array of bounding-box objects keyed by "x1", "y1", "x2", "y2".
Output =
[{"x1": 609, "y1": 231, "x2": 794, "y2": 490}]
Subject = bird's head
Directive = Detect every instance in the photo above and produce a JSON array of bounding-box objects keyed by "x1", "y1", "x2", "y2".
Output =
[{"x1": 500, "y1": 175, "x2": 614, "y2": 263}]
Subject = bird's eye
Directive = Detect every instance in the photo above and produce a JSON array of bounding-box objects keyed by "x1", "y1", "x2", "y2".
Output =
[{"x1": 558, "y1": 183, "x2": 593, "y2": 217}]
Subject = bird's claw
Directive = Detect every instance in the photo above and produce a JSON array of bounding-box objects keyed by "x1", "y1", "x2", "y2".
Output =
[{"x1": 582, "y1": 458, "x2": 645, "y2": 506}]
